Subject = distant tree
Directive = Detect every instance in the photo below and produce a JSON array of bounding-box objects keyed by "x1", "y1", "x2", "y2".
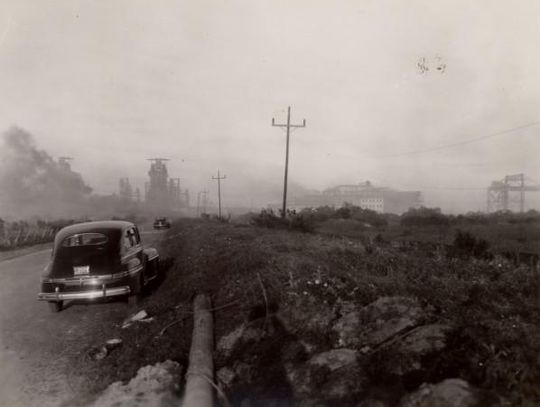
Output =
[
  {"x1": 400, "y1": 207, "x2": 450, "y2": 227},
  {"x1": 335, "y1": 205, "x2": 352, "y2": 219}
]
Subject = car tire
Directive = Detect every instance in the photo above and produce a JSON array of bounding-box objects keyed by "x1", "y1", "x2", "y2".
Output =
[
  {"x1": 128, "y1": 271, "x2": 144, "y2": 306},
  {"x1": 48, "y1": 301, "x2": 63, "y2": 312}
]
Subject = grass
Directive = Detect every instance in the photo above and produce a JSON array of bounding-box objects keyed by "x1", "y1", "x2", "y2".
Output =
[{"x1": 70, "y1": 217, "x2": 540, "y2": 405}]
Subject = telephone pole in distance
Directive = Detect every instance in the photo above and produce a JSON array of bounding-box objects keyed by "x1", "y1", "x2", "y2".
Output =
[
  {"x1": 197, "y1": 189, "x2": 209, "y2": 216},
  {"x1": 212, "y1": 170, "x2": 226, "y2": 219},
  {"x1": 272, "y1": 106, "x2": 306, "y2": 218}
]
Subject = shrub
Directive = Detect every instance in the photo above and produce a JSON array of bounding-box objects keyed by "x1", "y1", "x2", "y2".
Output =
[
  {"x1": 250, "y1": 209, "x2": 315, "y2": 233},
  {"x1": 335, "y1": 206, "x2": 352, "y2": 219},
  {"x1": 400, "y1": 207, "x2": 450, "y2": 227},
  {"x1": 300, "y1": 204, "x2": 388, "y2": 228},
  {"x1": 452, "y1": 230, "x2": 491, "y2": 259},
  {"x1": 303, "y1": 206, "x2": 335, "y2": 222}
]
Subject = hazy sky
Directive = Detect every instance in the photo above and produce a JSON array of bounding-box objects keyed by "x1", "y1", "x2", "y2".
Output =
[{"x1": 0, "y1": 1, "x2": 539, "y2": 212}]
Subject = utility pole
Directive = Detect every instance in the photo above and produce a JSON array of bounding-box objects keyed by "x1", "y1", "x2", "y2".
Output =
[
  {"x1": 272, "y1": 106, "x2": 306, "y2": 218},
  {"x1": 211, "y1": 171, "x2": 226, "y2": 219},
  {"x1": 201, "y1": 189, "x2": 208, "y2": 214},
  {"x1": 196, "y1": 189, "x2": 209, "y2": 217}
]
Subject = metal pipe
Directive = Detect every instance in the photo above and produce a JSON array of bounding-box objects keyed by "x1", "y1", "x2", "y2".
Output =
[{"x1": 183, "y1": 294, "x2": 214, "y2": 407}]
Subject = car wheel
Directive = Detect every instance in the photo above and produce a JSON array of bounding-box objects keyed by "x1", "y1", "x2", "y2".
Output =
[
  {"x1": 128, "y1": 272, "x2": 144, "y2": 305},
  {"x1": 48, "y1": 301, "x2": 63, "y2": 312}
]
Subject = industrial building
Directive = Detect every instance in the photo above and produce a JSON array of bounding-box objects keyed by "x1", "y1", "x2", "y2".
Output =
[
  {"x1": 289, "y1": 181, "x2": 421, "y2": 214},
  {"x1": 144, "y1": 158, "x2": 189, "y2": 212}
]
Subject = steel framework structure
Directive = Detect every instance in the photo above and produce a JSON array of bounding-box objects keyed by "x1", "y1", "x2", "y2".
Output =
[{"x1": 487, "y1": 173, "x2": 540, "y2": 212}]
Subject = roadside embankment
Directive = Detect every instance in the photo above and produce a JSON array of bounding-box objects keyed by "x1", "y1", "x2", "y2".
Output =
[{"x1": 83, "y1": 218, "x2": 540, "y2": 406}]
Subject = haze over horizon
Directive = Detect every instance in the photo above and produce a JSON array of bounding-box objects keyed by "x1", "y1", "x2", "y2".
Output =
[{"x1": 1, "y1": 1, "x2": 539, "y2": 216}]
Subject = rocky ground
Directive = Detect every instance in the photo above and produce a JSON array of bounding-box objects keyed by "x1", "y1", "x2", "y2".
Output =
[{"x1": 75, "y1": 218, "x2": 540, "y2": 406}]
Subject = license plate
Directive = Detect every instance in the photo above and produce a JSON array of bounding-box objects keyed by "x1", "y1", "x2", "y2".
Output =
[{"x1": 73, "y1": 265, "x2": 90, "y2": 275}]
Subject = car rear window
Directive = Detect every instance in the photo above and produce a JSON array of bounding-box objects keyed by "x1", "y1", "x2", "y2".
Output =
[{"x1": 62, "y1": 233, "x2": 108, "y2": 247}]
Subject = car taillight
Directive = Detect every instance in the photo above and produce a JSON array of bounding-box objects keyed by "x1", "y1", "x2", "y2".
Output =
[{"x1": 41, "y1": 262, "x2": 52, "y2": 279}]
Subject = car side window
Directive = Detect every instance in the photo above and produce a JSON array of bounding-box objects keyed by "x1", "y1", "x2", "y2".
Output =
[
  {"x1": 123, "y1": 228, "x2": 141, "y2": 252},
  {"x1": 123, "y1": 232, "x2": 132, "y2": 250}
]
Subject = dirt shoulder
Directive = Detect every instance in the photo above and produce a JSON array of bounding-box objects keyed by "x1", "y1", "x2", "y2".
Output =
[{"x1": 76, "y1": 218, "x2": 540, "y2": 406}]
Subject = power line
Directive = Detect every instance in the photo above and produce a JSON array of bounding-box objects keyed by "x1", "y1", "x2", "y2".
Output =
[
  {"x1": 379, "y1": 181, "x2": 487, "y2": 191},
  {"x1": 372, "y1": 121, "x2": 540, "y2": 159}
]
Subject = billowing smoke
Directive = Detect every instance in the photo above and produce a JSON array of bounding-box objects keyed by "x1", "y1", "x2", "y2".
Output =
[{"x1": 0, "y1": 127, "x2": 92, "y2": 220}]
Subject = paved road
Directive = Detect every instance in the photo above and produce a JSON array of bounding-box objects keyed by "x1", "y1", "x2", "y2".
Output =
[{"x1": 0, "y1": 230, "x2": 163, "y2": 407}]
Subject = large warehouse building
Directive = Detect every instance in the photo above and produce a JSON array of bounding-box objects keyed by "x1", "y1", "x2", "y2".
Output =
[{"x1": 289, "y1": 181, "x2": 422, "y2": 214}]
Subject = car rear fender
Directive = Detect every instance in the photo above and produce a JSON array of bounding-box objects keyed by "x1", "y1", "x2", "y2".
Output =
[{"x1": 143, "y1": 247, "x2": 159, "y2": 262}]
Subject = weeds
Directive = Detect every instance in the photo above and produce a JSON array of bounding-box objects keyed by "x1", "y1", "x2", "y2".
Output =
[
  {"x1": 70, "y1": 218, "x2": 540, "y2": 405},
  {"x1": 250, "y1": 209, "x2": 315, "y2": 233}
]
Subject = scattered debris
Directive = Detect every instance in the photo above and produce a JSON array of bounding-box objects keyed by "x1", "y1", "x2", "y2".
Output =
[
  {"x1": 87, "y1": 346, "x2": 108, "y2": 361},
  {"x1": 122, "y1": 310, "x2": 154, "y2": 328},
  {"x1": 105, "y1": 338, "x2": 123, "y2": 350},
  {"x1": 87, "y1": 338, "x2": 124, "y2": 361}
]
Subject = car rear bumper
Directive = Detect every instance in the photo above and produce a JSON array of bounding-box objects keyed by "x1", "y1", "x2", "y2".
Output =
[{"x1": 38, "y1": 285, "x2": 131, "y2": 301}]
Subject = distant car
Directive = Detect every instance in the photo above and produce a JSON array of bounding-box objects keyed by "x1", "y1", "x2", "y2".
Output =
[
  {"x1": 153, "y1": 217, "x2": 171, "y2": 230},
  {"x1": 38, "y1": 221, "x2": 159, "y2": 312}
]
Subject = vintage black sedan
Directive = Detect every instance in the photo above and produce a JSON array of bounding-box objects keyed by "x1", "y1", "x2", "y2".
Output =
[{"x1": 38, "y1": 221, "x2": 159, "y2": 312}]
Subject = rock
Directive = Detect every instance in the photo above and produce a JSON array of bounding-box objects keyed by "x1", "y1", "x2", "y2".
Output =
[
  {"x1": 217, "y1": 324, "x2": 245, "y2": 357},
  {"x1": 357, "y1": 400, "x2": 390, "y2": 407},
  {"x1": 386, "y1": 324, "x2": 451, "y2": 376},
  {"x1": 333, "y1": 297, "x2": 423, "y2": 348},
  {"x1": 399, "y1": 379, "x2": 479, "y2": 407},
  {"x1": 309, "y1": 349, "x2": 358, "y2": 370},
  {"x1": 278, "y1": 296, "x2": 336, "y2": 335},
  {"x1": 217, "y1": 367, "x2": 235, "y2": 388},
  {"x1": 92, "y1": 360, "x2": 182, "y2": 407},
  {"x1": 398, "y1": 324, "x2": 450, "y2": 354},
  {"x1": 286, "y1": 349, "x2": 368, "y2": 403},
  {"x1": 105, "y1": 338, "x2": 123, "y2": 350},
  {"x1": 87, "y1": 345, "x2": 108, "y2": 361},
  {"x1": 217, "y1": 324, "x2": 265, "y2": 360}
]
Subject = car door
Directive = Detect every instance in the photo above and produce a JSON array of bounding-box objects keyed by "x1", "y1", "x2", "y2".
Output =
[{"x1": 121, "y1": 227, "x2": 144, "y2": 277}]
